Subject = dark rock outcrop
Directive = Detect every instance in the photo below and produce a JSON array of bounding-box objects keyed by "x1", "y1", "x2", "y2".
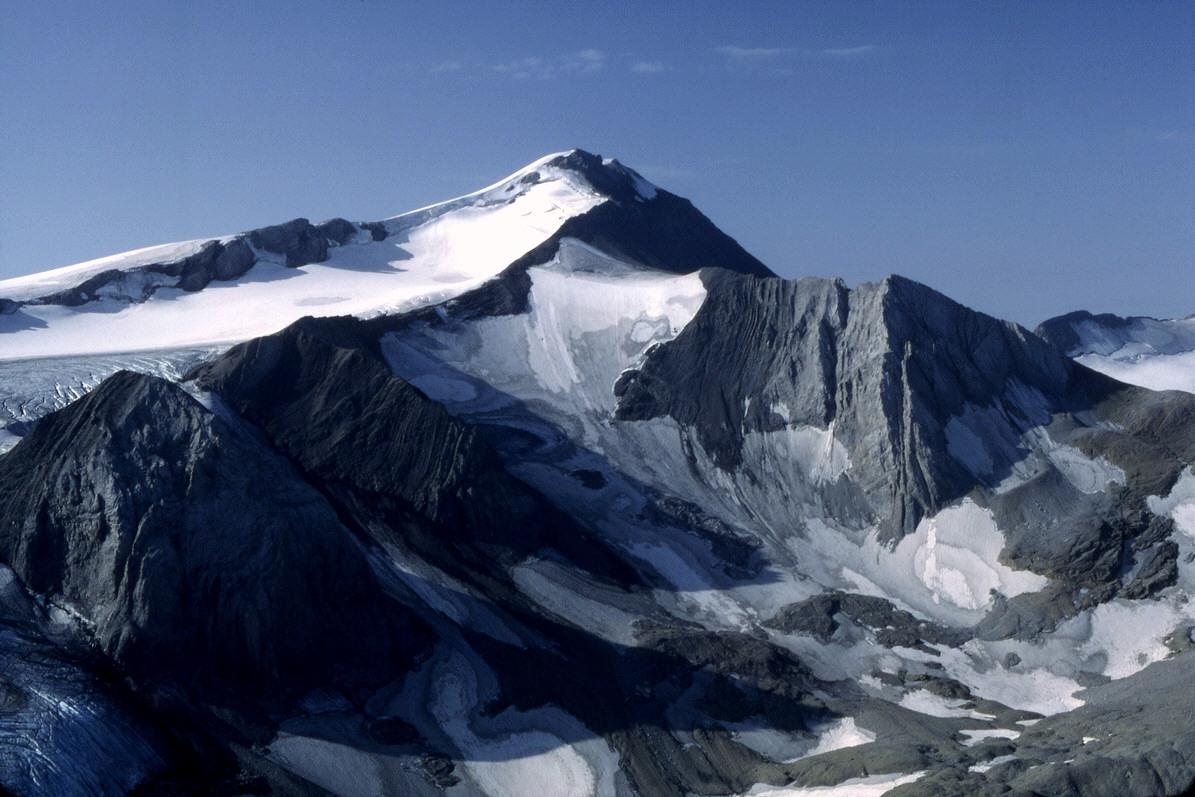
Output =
[
  {"x1": 28, "y1": 217, "x2": 365, "y2": 308},
  {"x1": 189, "y1": 316, "x2": 631, "y2": 579},
  {"x1": 1035, "y1": 310, "x2": 1135, "y2": 354},
  {"x1": 766, "y1": 591, "x2": 969, "y2": 652},
  {"x1": 248, "y1": 217, "x2": 356, "y2": 268},
  {"x1": 0, "y1": 371, "x2": 427, "y2": 711}
]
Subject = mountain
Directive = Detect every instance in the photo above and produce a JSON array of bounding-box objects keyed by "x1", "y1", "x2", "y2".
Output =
[
  {"x1": 0, "y1": 150, "x2": 767, "y2": 362},
  {"x1": 2, "y1": 151, "x2": 1195, "y2": 797},
  {"x1": 1037, "y1": 310, "x2": 1195, "y2": 394}
]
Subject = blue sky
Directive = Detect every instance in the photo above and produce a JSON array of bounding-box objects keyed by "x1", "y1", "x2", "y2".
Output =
[{"x1": 2, "y1": 1, "x2": 1192, "y2": 324}]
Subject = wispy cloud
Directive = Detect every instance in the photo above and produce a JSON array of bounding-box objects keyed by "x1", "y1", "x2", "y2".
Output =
[
  {"x1": 630, "y1": 60, "x2": 668, "y2": 74},
  {"x1": 710, "y1": 43, "x2": 876, "y2": 76},
  {"x1": 484, "y1": 49, "x2": 606, "y2": 79},
  {"x1": 489, "y1": 56, "x2": 550, "y2": 79},
  {"x1": 563, "y1": 49, "x2": 607, "y2": 73},
  {"x1": 1156, "y1": 129, "x2": 1195, "y2": 144},
  {"x1": 436, "y1": 43, "x2": 871, "y2": 82},
  {"x1": 714, "y1": 45, "x2": 792, "y2": 60},
  {"x1": 819, "y1": 45, "x2": 875, "y2": 57}
]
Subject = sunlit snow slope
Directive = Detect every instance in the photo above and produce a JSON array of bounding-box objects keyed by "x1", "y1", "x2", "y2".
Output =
[{"x1": 0, "y1": 151, "x2": 611, "y2": 361}]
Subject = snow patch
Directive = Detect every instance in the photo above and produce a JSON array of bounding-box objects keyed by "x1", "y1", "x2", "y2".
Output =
[
  {"x1": 897, "y1": 690, "x2": 994, "y2": 720},
  {"x1": 969, "y1": 754, "x2": 1016, "y2": 773},
  {"x1": 1076, "y1": 350, "x2": 1195, "y2": 394},
  {"x1": 896, "y1": 501, "x2": 1047, "y2": 613},
  {"x1": 742, "y1": 772, "x2": 926, "y2": 796},
  {"x1": 1072, "y1": 599, "x2": 1182, "y2": 680},
  {"x1": 959, "y1": 728, "x2": 1020, "y2": 746},
  {"x1": 803, "y1": 717, "x2": 876, "y2": 757}
]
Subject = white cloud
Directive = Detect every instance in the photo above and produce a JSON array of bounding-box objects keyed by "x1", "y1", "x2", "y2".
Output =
[
  {"x1": 489, "y1": 56, "x2": 550, "y2": 79},
  {"x1": 820, "y1": 45, "x2": 876, "y2": 57},
  {"x1": 714, "y1": 45, "x2": 792, "y2": 59},
  {"x1": 630, "y1": 60, "x2": 668, "y2": 73},
  {"x1": 563, "y1": 48, "x2": 606, "y2": 73},
  {"x1": 485, "y1": 50, "x2": 606, "y2": 79}
]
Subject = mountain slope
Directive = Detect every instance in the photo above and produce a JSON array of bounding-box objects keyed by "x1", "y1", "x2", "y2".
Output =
[
  {"x1": 0, "y1": 371, "x2": 429, "y2": 713},
  {"x1": 1037, "y1": 310, "x2": 1195, "y2": 393},
  {"x1": 2, "y1": 152, "x2": 1195, "y2": 797},
  {"x1": 0, "y1": 150, "x2": 769, "y2": 362}
]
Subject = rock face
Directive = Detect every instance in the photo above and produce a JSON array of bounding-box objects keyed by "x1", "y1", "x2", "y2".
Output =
[
  {"x1": 1035, "y1": 310, "x2": 1138, "y2": 354},
  {"x1": 541, "y1": 152, "x2": 773, "y2": 278},
  {"x1": 0, "y1": 371, "x2": 427, "y2": 710},
  {"x1": 766, "y1": 591, "x2": 969, "y2": 651},
  {"x1": 615, "y1": 273, "x2": 1092, "y2": 537},
  {"x1": 189, "y1": 316, "x2": 626, "y2": 577},
  {"x1": 22, "y1": 216, "x2": 368, "y2": 309}
]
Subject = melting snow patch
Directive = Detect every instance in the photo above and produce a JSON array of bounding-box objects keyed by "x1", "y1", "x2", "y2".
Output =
[
  {"x1": 743, "y1": 772, "x2": 926, "y2": 796},
  {"x1": 515, "y1": 244, "x2": 706, "y2": 401},
  {"x1": 895, "y1": 501, "x2": 1047, "y2": 613},
  {"x1": 1072, "y1": 599, "x2": 1182, "y2": 680},
  {"x1": 932, "y1": 642, "x2": 1083, "y2": 715},
  {"x1": 1149, "y1": 468, "x2": 1195, "y2": 539},
  {"x1": 959, "y1": 728, "x2": 1020, "y2": 746},
  {"x1": 802, "y1": 717, "x2": 876, "y2": 757},
  {"x1": 898, "y1": 690, "x2": 994, "y2": 720},
  {"x1": 969, "y1": 754, "x2": 1017, "y2": 773}
]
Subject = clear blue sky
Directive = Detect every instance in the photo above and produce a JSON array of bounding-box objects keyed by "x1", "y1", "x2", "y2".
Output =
[{"x1": 2, "y1": 1, "x2": 1192, "y2": 324}]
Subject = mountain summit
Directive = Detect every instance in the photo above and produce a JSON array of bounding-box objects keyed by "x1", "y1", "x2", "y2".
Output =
[{"x1": 0, "y1": 149, "x2": 768, "y2": 360}]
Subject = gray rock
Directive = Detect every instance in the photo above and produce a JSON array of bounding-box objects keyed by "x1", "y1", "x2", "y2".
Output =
[
  {"x1": 0, "y1": 371, "x2": 428, "y2": 711},
  {"x1": 247, "y1": 217, "x2": 332, "y2": 267},
  {"x1": 189, "y1": 316, "x2": 632, "y2": 579},
  {"x1": 766, "y1": 591, "x2": 969, "y2": 652},
  {"x1": 616, "y1": 273, "x2": 1082, "y2": 538},
  {"x1": 1036, "y1": 310, "x2": 1135, "y2": 354}
]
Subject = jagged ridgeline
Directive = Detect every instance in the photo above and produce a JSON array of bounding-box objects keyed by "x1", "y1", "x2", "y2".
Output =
[{"x1": 1, "y1": 151, "x2": 1195, "y2": 796}]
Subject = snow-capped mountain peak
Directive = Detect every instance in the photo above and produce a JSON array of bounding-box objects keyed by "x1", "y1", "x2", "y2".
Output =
[{"x1": 0, "y1": 150, "x2": 687, "y2": 361}]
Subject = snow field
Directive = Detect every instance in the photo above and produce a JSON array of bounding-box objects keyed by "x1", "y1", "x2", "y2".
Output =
[{"x1": 0, "y1": 153, "x2": 603, "y2": 360}]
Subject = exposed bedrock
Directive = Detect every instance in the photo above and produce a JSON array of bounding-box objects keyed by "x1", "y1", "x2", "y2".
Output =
[
  {"x1": 189, "y1": 315, "x2": 633, "y2": 580},
  {"x1": 1035, "y1": 309, "x2": 1136, "y2": 354},
  {"x1": 0, "y1": 370, "x2": 428, "y2": 712},
  {"x1": 614, "y1": 270, "x2": 1195, "y2": 547},
  {"x1": 29, "y1": 216, "x2": 371, "y2": 308},
  {"x1": 765, "y1": 591, "x2": 970, "y2": 652}
]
